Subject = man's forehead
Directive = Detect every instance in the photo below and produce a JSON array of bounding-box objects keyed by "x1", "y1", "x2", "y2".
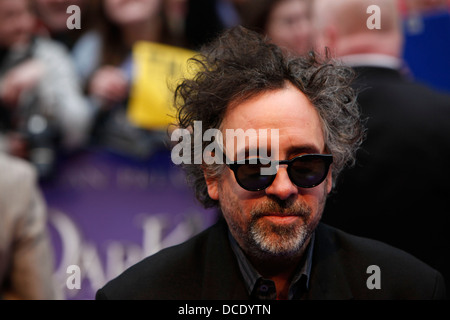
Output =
[
  {"x1": 220, "y1": 85, "x2": 326, "y2": 158},
  {"x1": 222, "y1": 129, "x2": 324, "y2": 160},
  {"x1": 222, "y1": 83, "x2": 320, "y2": 124}
]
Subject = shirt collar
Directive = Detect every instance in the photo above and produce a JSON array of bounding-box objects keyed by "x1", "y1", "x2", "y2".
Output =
[{"x1": 228, "y1": 230, "x2": 315, "y2": 299}]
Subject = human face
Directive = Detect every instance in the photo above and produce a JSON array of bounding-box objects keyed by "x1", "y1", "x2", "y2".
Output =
[
  {"x1": 0, "y1": 0, "x2": 34, "y2": 48},
  {"x1": 205, "y1": 82, "x2": 332, "y2": 259},
  {"x1": 266, "y1": 0, "x2": 312, "y2": 55},
  {"x1": 104, "y1": 0, "x2": 162, "y2": 26}
]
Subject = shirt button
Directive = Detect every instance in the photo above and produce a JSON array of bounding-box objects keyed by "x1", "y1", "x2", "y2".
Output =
[{"x1": 260, "y1": 285, "x2": 269, "y2": 292}]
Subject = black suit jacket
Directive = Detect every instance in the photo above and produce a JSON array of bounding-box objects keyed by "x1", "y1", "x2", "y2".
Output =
[
  {"x1": 322, "y1": 66, "x2": 450, "y2": 296},
  {"x1": 96, "y1": 219, "x2": 446, "y2": 300}
]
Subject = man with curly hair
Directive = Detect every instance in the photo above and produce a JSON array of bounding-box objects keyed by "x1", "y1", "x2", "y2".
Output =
[{"x1": 96, "y1": 26, "x2": 446, "y2": 300}]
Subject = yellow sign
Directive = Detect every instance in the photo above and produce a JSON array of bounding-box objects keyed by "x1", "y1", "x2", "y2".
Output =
[{"x1": 127, "y1": 42, "x2": 196, "y2": 130}]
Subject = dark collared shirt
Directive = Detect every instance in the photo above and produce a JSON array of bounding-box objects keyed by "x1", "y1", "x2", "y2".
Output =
[{"x1": 228, "y1": 231, "x2": 314, "y2": 300}]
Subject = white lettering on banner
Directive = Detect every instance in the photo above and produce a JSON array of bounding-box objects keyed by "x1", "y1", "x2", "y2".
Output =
[{"x1": 50, "y1": 210, "x2": 206, "y2": 299}]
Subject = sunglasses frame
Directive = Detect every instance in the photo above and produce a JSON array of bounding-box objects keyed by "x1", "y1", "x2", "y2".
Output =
[{"x1": 227, "y1": 154, "x2": 333, "y2": 191}]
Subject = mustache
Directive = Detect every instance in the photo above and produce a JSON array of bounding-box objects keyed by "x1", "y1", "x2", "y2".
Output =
[{"x1": 250, "y1": 197, "x2": 312, "y2": 218}]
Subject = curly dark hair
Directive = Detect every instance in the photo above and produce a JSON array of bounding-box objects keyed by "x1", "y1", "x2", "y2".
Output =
[{"x1": 174, "y1": 26, "x2": 364, "y2": 208}]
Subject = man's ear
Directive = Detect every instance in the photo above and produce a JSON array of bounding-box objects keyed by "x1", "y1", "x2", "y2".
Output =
[
  {"x1": 326, "y1": 167, "x2": 333, "y2": 194},
  {"x1": 204, "y1": 170, "x2": 219, "y2": 201}
]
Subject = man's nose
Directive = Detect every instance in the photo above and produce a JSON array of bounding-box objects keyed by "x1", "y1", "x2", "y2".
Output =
[{"x1": 264, "y1": 167, "x2": 298, "y2": 200}]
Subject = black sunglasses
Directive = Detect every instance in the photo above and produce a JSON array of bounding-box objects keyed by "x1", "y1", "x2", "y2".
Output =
[{"x1": 227, "y1": 154, "x2": 333, "y2": 191}]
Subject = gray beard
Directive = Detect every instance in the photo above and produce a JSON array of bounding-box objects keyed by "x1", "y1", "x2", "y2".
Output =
[
  {"x1": 238, "y1": 198, "x2": 314, "y2": 260},
  {"x1": 220, "y1": 178, "x2": 329, "y2": 262},
  {"x1": 249, "y1": 218, "x2": 310, "y2": 258}
]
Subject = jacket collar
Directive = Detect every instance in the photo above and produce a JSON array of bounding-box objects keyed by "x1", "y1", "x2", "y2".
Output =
[
  {"x1": 200, "y1": 218, "x2": 249, "y2": 299},
  {"x1": 199, "y1": 219, "x2": 354, "y2": 300},
  {"x1": 306, "y1": 224, "x2": 354, "y2": 300}
]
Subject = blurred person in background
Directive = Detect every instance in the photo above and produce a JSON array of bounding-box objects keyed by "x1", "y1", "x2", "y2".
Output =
[
  {"x1": 72, "y1": 0, "x2": 188, "y2": 159},
  {"x1": 32, "y1": 0, "x2": 98, "y2": 50},
  {"x1": 0, "y1": 0, "x2": 92, "y2": 179},
  {"x1": 312, "y1": 0, "x2": 450, "y2": 297},
  {"x1": 184, "y1": 0, "x2": 251, "y2": 50},
  {"x1": 73, "y1": 0, "x2": 164, "y2": 88},
  {"x1": 165, "y1": 0, "x2": 189, "y2": 48},
  {"x1": 0, "y1": 153, "x2": 58, "y2": 299},
  {"x1": 400, "y1": 0, "x2": 450, "y2": 93},
  {"x1": 403, "y1": 0, "x2": 449, "y2": 12},
  {"x1": 243, "y1": 0, "x2": 313, "y2": 56}
]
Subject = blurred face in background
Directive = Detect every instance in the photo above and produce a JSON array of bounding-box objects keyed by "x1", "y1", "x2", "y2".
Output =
[
  {"x1": 104, "y1": 0, "x2": 162, "y2": 25},
  {"x1": 0, "y1": 0, "x2": 35, "y2": 48},
  {"x1": 406, "y1": 0, "x2": 449, "y2": 12},
  {"x1": 34, "y1": 0, "x2": 84, "y2": 33},
  {"x1": 265, "y1": 0, "x2": 312, "y2": 55}
]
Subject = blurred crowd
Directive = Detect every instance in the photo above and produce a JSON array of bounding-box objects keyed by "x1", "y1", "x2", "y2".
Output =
[
  {"x1": 1, "y1": 0, "x2": 449, "y2": 180},
  {"x1": 1, "y1": 0, "x2": 450, "y2": 299}
]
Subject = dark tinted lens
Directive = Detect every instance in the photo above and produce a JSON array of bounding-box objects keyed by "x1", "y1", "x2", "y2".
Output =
[
  {"x1": 289, "y1": 155, "x2": 330, "y2": 188},
  {"x1": 236, "y1": 161, "x2": 274, "y2": 191}
]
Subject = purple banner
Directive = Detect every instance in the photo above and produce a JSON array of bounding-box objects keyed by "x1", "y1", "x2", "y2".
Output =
[{"x1": 40, "y1": 149, "x2": 218, "y2": 300}]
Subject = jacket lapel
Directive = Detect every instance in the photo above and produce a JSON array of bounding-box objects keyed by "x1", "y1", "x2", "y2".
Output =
[
  {"x1": 306, "y1": 224, "x2": 354, "y2": 300},
  {"x1": 200, "y1": 219, "x2": 249, "y2": 299}
]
